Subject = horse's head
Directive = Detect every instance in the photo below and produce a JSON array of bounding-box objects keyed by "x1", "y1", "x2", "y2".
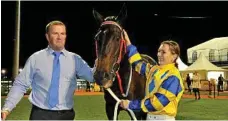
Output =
[{"x1": 93, "y1": 5, "x2": 127, "y2": 89}]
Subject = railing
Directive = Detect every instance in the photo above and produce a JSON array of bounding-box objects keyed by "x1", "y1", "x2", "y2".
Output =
[
  {"x1": 1, "y1": 79, "x2": 12, "y2": 96},
  {"x1": 1, "y1": 78, "x2": 102, "y2": 96},
  {"x1": 188, "y1": 54, "x2": 228, "y2": 64}
]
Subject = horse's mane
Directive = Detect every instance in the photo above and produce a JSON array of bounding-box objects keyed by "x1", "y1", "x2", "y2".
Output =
[{"x1": 141, "y1": 54, "x2": 157, "y2": 65}]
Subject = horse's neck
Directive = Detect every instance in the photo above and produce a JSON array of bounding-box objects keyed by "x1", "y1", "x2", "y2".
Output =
[
  {"x1": 113, "y1": 54, "x2": 131, "y2": 95},
  {"x1": 119, "y1": 54, "x2": 146, "y2": 100},
  {"x1": 119, "y1": 54, "x2": 131, "y2": 81},
  {"x1": 108, "y1": 54, "x2": 146, "y2": 100}
]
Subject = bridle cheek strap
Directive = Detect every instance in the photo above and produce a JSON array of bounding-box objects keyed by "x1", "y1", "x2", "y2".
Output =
[
  {"x1": 95, "y1": 40, "x2": 98, "y2": 58},
  {"x1": 95, "y1": 34, "x2": 126, "y2": 64},
  {"x1": 116, "y1": 38, "x2": 126, "y2": 64},
  {"x1": 95, "y1": 39, "x2": 127, "y2": 97}
]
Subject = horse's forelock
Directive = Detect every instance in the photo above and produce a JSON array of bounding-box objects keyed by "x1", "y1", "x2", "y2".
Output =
[{"x1": 104, "y1": 16, "x2": 118, "y2": 22}]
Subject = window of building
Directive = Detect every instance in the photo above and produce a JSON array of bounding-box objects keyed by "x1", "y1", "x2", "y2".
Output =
[
  {"x1": 192, "y1": 51, "x2": 197, "y2": 62},
  {"x1": 209, "y1": 49, "x2": 215, "y2": 61}
]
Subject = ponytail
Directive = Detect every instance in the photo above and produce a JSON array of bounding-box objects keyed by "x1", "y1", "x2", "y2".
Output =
[{"x1": 174, "y1": 58, "x2": 178, "y2": 68}]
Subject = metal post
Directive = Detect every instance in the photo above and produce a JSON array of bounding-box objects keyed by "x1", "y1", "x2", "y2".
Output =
[
  {"x1": 209, "y1": 81, "x2": 211, "y2": 95},
  {"x1": 12, "y1": 0, "x2": 21, "y2": 80},
  {"x1": 217, "y1": 84, "x2": 220, "y2": 96},
  {"x1": 214, "y1": 84, "x2": 215, "y2": 99}
]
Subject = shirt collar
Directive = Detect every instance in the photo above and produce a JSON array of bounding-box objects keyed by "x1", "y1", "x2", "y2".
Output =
[
  {"x1": 47, "y1": 45, "x2": 67, "y2": 57},
  {"x1": 159, "y1": 63, "x2": 175, "y2": 70}
]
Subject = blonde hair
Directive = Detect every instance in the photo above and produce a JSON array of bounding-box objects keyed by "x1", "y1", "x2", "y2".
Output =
[
  {"x1": 161, "y1": 40, "x2": 180, "y2": 68},
  {"x1": 45, "y1": 20, "x2": 65, "y2": 33}
]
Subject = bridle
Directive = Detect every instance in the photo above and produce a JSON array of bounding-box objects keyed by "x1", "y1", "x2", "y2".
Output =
[
  {"x1": 95, "y1": 21, "x2": 129, "y2": 97},
  {"x1": 94, "y1": 20, "x2": 137, "y2": 121}
]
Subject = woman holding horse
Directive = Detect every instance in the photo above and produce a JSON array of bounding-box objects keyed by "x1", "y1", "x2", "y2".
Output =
[{"x1": 120, "y1": 30, "x2": 184, "y2": 120}]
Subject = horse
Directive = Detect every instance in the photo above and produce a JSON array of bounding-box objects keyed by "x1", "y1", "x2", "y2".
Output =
[{"x1": 93, "y1": 6, "x2": 157, "y2": 120}]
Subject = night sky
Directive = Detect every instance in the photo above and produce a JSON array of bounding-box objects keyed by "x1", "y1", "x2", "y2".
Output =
[{"x1": 2, "y1": 1, "x2": 228, "y2": 77}]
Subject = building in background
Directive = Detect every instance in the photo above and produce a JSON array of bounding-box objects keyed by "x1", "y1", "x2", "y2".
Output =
[
  {"x1": 186, "y1": 37, "x2": 228, "y2": 91},
  {"x1": 187, "y1": 37, "x2": 228, "y2": 79}
]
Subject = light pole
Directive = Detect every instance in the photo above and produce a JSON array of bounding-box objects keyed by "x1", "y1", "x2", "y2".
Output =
[{"x1": 12, "y1": 0, "x2": 21, "y2": 80}]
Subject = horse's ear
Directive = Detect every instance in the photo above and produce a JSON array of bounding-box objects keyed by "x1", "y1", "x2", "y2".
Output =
[
  {"x1": 93, "y1": 9, "x2": 104, "y2": 25},
  {"x1": 116, "y1": 3, "x2": 127, "y2": 25}
]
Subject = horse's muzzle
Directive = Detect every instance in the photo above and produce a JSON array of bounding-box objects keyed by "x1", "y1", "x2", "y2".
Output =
[
  {"x1": 94, "y1": 71, "x2": 113, "y2": 88},
  {"x1": 103, "y1": 80, "x2": 113, "y2": 89}
]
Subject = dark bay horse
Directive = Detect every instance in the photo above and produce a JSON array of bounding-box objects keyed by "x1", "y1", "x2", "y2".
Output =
[{"x1": 93, "y1": 7, "x2": 157, "y2": 120}]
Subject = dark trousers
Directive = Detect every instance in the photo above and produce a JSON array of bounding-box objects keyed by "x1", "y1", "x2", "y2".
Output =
[
  {"x1": 29, "y1": 105, "x2": 75, "y2": 120},
  {"x1": 218, "y1": 84, "x2": 223, "y2": 92},
  {"x1": 193, "y1": 88, "x2": 200, "y2": 99},
  {"x1": 187, "y1": 83, "x2": 191, "y2": 93}
]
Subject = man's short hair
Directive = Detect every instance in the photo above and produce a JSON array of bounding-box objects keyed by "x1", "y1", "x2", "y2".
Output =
[{"x1": 45, "y1": 20, "x2": 65, "y2": 33}]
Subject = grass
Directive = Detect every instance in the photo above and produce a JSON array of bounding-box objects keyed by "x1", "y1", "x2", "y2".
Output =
[
  {"x1": 177, "y1": 98, "x2": 228, "y2": 120},
  {"x1": 183, "y1": 90, "x2": 228, "y2": 96},
  {"x1": 1, "y1": 95, "x2": 228, "y2": 120}
]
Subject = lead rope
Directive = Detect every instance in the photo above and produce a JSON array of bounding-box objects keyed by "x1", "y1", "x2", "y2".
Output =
[
  {"x1": 122, "y1": 65, "x2": 132, "y2": 97},
  {"x1": 106, "y1": 65, "x2": 136, "y2": 121},
  {"x1": 106, "y1": 88, "x2": 137, "y2": 121}
]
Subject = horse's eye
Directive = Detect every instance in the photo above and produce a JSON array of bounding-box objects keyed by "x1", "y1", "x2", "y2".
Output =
[{"x1": 103, "y1": 30, "x2": 108, "y2": 34}]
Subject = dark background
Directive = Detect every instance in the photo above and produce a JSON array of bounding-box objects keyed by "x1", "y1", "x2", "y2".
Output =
[{"x1": 2, "y1": 1, "x2": 228, "y2": 77}]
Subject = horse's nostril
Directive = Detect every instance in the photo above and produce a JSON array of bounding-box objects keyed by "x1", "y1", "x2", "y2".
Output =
[
  {"x1": 94, "y1": 71, "x2": 113, "y2": 86},
  {"x1": 104, "y1": 73, "x2": 110, "y2": 79}
]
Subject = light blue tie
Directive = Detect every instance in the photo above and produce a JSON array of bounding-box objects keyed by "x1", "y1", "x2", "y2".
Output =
[{"x1": 48, "y1": 51, "x2": 61, "y2": 108}]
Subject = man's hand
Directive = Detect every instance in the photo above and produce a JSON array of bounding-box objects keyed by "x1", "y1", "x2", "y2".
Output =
[
  {"x1": 95, "y1": 58, "x2": 98, "y2": 67},
  {"x1": 1, "y1": 110, "x2": 10, "y2": 120},
  {"x1": 120, "y1": 99, "x2": 130, "y2": 110},
  {"x1": 123, "y1": 30, "x2": 131, "y2": 46}
]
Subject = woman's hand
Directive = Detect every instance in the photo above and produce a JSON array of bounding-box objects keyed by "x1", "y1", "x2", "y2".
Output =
[
  {"x1": 123, "y1": 29, "x2": 131, "y2": 46},
  {"x1": 120, "y1": 100, "x2": 130, "y2": 109}
]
